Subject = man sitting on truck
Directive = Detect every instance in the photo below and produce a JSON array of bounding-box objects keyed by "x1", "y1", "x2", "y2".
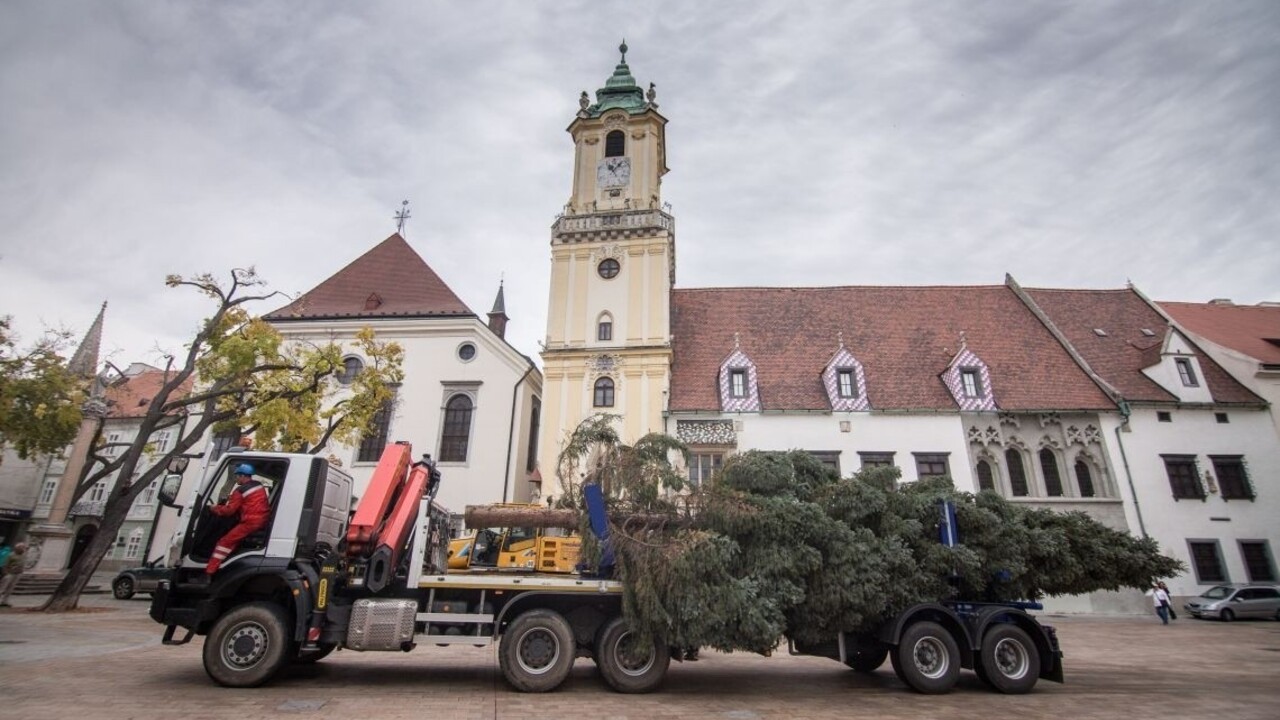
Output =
[{"x1": 205, "y1": 463, "x2": 271, "y2": 575}]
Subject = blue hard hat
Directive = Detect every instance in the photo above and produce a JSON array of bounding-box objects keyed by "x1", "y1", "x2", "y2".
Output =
[{"x1": 235, "y1": 463, "x2": 255, "y2": 476}]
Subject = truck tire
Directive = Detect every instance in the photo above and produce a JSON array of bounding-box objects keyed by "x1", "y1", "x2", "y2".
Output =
[
  {"x1": 112, "y1": 577, "x2": 135, "y2": 600},
  {"x1": 889, "y1": 621, "x2": 960, "y2": 694},
  {"x1": 978, "y1": 624, "x2": 1040, "y2": 694},
  {"x1": 845, "y1": 646, "x2": 888, "y2": 673},
  {"x1": 595, "y1": 617, "x2": 670, "y2": 693},
  {"x1": 202, "y1": 602, "x2": 291, "y2": 687},
  {"x1": 499, "y1": 609, "x2": 576, "y2": 692}
]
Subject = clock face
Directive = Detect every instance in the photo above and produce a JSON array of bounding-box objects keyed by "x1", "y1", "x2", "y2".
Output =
[{"x1": 597, "y1": 157, "x2": 631, "y2": 188}]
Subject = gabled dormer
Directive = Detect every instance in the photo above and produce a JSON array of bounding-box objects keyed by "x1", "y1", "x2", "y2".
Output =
[
  {"x1": 941, "y1": 338, "x2": 997, "y2": 411},
  {"x1": 719, "y1": 335, "x2": 761, "y2": 412},
  {"x1": 1140, "y1": 327, "x2": 1213, "y2": 403},
  {"x1": 822, "y1": 336, "x2": 870, "y2": 411}
]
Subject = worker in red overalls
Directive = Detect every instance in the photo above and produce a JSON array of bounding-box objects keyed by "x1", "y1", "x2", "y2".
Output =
[{"x1": 206, "y1": 463, "x2": 271, "y2": 575}]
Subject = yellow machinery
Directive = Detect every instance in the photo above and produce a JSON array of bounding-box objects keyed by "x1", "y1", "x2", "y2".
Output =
[{"x1": 448, "y1": 508, "x2": 581, "y2": 573}]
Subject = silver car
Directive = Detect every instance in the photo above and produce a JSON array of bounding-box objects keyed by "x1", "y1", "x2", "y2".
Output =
[{"x1": 1184, "y1": 584, "x2": 1280, "y2": 621}]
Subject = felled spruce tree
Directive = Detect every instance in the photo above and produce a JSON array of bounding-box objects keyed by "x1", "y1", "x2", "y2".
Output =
[{"x1": 572, "y1": 436, "x2": 1182, "y2": 654}]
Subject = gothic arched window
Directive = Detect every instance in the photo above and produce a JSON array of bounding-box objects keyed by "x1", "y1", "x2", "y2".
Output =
[
  {"x1": 440, "y1": 394, "x2": 474, "y2": 462},
  {"x1": 1040, "y1": 448, "x2": 1063, "y2": 496},
  {"x1": 594, "y1": 377, "x2": 615, "y2": 407},
  {"x1": 1075, "y1": 460, "x2": 1096, "y2": 497},
  {"x1": 976, "y1": 460, "x2": 995, "y2": 492},
  {"x1": 605, "y1": 130, "x2": 625, "y2": 157},
  {"x1": 1006, "y1": 449, "x2": 1029, "y2": 497}
]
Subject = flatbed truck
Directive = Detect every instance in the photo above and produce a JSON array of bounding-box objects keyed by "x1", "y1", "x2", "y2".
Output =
[{"x1": 149, "y1": 442, "x2": 1063, "y2": 694}]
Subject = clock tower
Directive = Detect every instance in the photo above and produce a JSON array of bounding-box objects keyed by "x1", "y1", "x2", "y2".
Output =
[{"x1": 538, "y1": 43, "x2": 675, "y2": 498}]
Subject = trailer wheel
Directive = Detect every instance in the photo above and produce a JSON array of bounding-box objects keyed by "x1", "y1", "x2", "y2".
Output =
[
  {"x1": 499, "y1": 609, "x2": 576, "y2": 692},
  {"x1": 978, "y1": 624, "x2": 1040, "y2": 694},
  {"x1": 202, "y1": 602, "x2": 290, "y2": 687},
  {"x1": 890, "y1": 621, "x2": 960, "y2": 694},
  {"x1": 595, "y1": 617, "x2": 670, "y2": 693},
  {"x1": 845, "y1": 646, "x2": 888, "y2": 673}
]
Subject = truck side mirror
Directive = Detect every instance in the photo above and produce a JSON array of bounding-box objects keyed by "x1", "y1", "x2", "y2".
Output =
[{"x1": 158, "y1": 474, "x2": 184, "y2": 508}]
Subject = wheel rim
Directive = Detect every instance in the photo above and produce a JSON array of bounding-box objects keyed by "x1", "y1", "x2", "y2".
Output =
[
  {"x1": 1222, "y1": 609, "x2": 1234, "y2": 622},
  {"x1": 115, "y1": 579, "x2": 132, "y2": 598},
  {"x1": 992, "y1": 637, "x2": 1030, "y2": 680},
  {"x1": 912, "y1": 636, "x2": 950, "y2": 680},
  {"x1": 222, "y1": 621, "x2": 271, "y2": 670},
  {"x1": 610, "y1": 630, "x2": 656, "y2": 677},
  {"x1": 515, "y1": 626, "x2": 561, "y2": 675}
]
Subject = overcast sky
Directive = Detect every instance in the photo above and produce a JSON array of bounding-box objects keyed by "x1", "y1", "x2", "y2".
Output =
[{"x1": 2, "y1": 2, "x2": 1277, "y2": 370}]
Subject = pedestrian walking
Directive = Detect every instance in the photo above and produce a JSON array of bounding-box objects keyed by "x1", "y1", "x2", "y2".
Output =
[
  {"x1": 0, "y1": 542, "x2": 29, "y2": 607},
  {"x1": 1151, "y1": 583, "x2": 1172, "y2": 625},
  {"x1": 1158, "y1": 581, "x2": 1177, "y2": 620}
]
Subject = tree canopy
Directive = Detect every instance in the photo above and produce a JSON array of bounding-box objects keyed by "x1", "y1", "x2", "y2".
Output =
[
  {"x1": 559, "y1": 419, "x2": 1183, "y2": 653},
  {"x1": 0, "y1": 317, "x2": 84, "y2": 463}
]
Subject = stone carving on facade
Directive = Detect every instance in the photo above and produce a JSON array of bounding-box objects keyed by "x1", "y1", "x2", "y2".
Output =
[
  {"x1": 967, "y1": 425, "x2": 983, "y2": 444},
  {"x1": 675, "y1": 420, "x2": 736, "y2": 446},
  {"x1": 999, "y1": 412, "x2": 1020, "y2": 428},
  {"x1": 578, "y1": 90, "x2": 590, "y2": 115},
  {"x1": 1065, "y1": 424, "x2": 1082, "y2": 445},
  {"x1": 646, "y1": 82, "x2": 658, "y2": 109},
  {"x1": 1038, "y1": 412, "x2": 1061, "y2": 427},
  {"x1": 589, "y1": 244, "x2": 625, "y2": 266},
  {"x1": 631, "y1": 129, "x2": 647, "y2": 140},
  {"x1": 604, "y1": 113, "x2": 627, "y2": 129},
  {"x1": 1038, "y1": 434, "x2": 1062, "y2": 450},
  {"x1": 1083, "y1": 424, "x2": 1101, "y2": 444},
  {"x1": 588, "y1": 353, "x2": 624, "y2": 380}
]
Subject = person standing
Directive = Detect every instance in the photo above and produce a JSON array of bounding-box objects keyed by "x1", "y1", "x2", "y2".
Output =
[
  {"x1": 205, "y1": 464, "x2": 271, "y2": 575},
  {"x1": 1152, "y1": 583, "x2": 1172, "y2": 625},
  {"x1": 0, "y1": 543, "x2": 29, "y2": 607},
  {"x1": 1158, "y1": 581, "x2": 1177, "y2": 620}
]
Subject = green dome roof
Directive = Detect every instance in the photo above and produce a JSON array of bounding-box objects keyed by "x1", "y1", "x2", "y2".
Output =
[{"x1": 583, "y1": 41, "x2": 649, "y2": 117}]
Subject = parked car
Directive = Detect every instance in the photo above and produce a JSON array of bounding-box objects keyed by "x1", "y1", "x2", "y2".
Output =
[
  {"x1": 111, "y1": 557, "x2": 170, "y2": 600},
  {"x1": 1183, "y1": 584, "x2": 1280, "y2": 621}
]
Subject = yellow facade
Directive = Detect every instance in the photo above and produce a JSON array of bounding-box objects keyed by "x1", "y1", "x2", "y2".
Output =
[{"x1": 537, "y1": 56, "x2": 674, "y2": 501}]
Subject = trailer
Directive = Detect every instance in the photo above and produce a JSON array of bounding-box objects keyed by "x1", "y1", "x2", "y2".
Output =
[{"x1": 149, "y1": 442, "x2": 1062, "y2": 694}]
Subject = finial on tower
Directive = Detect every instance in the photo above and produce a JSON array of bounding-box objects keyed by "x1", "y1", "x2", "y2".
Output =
[
  {"x1": 837, "y1": 331, "x2": 844, "y2": 348},
  {"x1": 619, "y1": 39, "x2": 628, "y2": 63},
  {"x1": 959, "y1": 331, "x2": 968, "y2": 351},
  {"x1": 394, "y1": 200, "x2": 411, "y2": 235},
  {"x1": 733, "y1": 332, "x2": 741, "y2": 350}
]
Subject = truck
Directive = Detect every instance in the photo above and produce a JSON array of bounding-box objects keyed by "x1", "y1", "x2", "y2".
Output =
[{"x1": 149, "y1": 441, "x2": 1064, "y2": 695}]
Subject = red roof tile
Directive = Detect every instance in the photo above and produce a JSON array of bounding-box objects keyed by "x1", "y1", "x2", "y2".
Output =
[
  {"x1": 1160, "y1": 301, "x2": 1280, "y2": 366},
  {"x1": 105, "y1": 369, "x2": 194, "y2": 419},
  {"x1": 265, "y1": 234, "x2": 472, "y2": 321},
  {"x1": 1026, "y1": 288, "x2": 1261, "y2": 405},
  {"x1": 669, "y1": 286, "x2": 1114, "y2": 412}
]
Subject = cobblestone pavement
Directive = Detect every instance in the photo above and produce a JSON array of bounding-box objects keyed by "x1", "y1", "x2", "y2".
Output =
[{"x1": 2, "y1": 594, "x2": 1278, "y2": 720}]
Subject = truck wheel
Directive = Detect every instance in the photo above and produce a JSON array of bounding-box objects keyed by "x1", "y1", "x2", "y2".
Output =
[
  {"x1": 595, "y1": 617, "x2": 670, "y2": 693},
  {"x1": 293, "y1": 642, "x2": 337, "y2": 664},
  {"x1": 112, "y1": 577, "x2": 135, "y2": 600},
  {"x1": 890, "y1": 621, "x2": 960, "y2": 694},
  {"x1": 846, "y1": 646, "x2": 888, "y2": 673},
  {"x1": 499, "y1": 609, "x2": 576, "y2": 692},
  {"x1": 202, "y1": 602, "x2": 291, "y2": 687},
  {"x1": 978, "y1": 624, "x2": 1040, "y2": 694}
]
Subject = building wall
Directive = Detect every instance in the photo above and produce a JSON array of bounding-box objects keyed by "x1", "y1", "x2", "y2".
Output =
[{"x1": 1185, "y1": 335, "x2": 1280, "y2": 442}]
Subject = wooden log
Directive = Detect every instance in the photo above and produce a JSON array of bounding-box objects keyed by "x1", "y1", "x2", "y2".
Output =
[{"x1": 463, "y1": 504, "x2": 689, "y2": 531}]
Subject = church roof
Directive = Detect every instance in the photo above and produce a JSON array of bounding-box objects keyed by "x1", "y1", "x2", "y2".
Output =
[
  {"x1": 265, "y1": 234, "x2": 473, "y2": 321},
  {"x1": 1026, "y1": 288, "x2": 1262, "y2": 405},
  {"x1": 669, "y1": 285, "x2": 1115, "y2": 413},
  {"x1": 1159, "y1": 300, "x2": 1280, "y2": 367}
]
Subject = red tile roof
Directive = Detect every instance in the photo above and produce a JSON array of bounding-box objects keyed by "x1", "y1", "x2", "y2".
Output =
[
  {"x1": 105, "y1": 369, "x2": 194, "y2": 419},
  {"x1": 1160, "y1": 301, "x2": 1280, "y2": 366},
  {"x1": 1026, "y1": 288, "x2": 1261, "y2": 405},
  {"x1": 265, "y1": 234, "x2": 473, "y2": 321},
  {"x1": 669, "y1": 285, "x2": 1114, "y2": 412}
]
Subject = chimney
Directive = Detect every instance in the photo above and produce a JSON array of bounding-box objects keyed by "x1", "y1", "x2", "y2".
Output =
[{"x1": 1208, "y1": 298, "x2": 1234, "y2": 306}]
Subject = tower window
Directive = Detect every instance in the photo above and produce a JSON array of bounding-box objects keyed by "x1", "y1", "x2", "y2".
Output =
[
  {"x1": 598, "y1": 318, "x2": 613, "y2": 341},
  {"x1": 598, "y1": 259, "x2": 620, "y2": 279},
  {"x1": 593, "y1": 377, "x2": 615, "y2": 407},
  {"x1": 605, "y1": 130, "x2": 625, "y2": 158}
]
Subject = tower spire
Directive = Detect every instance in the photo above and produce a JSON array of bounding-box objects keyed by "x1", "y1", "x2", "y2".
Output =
[
  {"x1": 67, "y1": 301, "x2": 106, "y2": 378},
  {"x1": 487, "y1": 278, "x2": 509, "y2": 339}
]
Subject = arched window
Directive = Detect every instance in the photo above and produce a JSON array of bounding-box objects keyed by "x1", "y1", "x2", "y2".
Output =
[
  {"x1": 1005, "y1": 449, "x2": 1029, "y2": 497},
  {"x1": 1075, "y1": 460, "x2": 1096, "y2": 497},
  {"x1": 593, "y1": 377, "x2": 615, "y2": 407},
  {"x1": 1040, "y1": 448, "x2": 1063, "y2": 496},
  {"x1": 337, "y1": 356, "x2": 363, "y2": 385},
  {"x1": 440, "y1": 395, "x2": 474, "y2": 462},
  {"x1": 975, "y1": 460, "x2": 995, "y2": 492},
  {"x1": 597, "y1": 313, "x2": 613, "y2": 341},
  {"x1": 605, "y1": 130, "x2": 625, "y2": 157}
]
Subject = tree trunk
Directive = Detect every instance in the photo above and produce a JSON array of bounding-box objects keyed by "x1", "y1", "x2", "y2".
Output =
[
  {"x1": 40, "y1": 486, "x2": 135, "y2": 612},
  {"x1": 464, "y1": 505, "x2": 681, "y2": 531}
]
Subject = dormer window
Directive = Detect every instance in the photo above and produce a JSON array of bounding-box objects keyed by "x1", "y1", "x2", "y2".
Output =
[
  {"x1": 718, "y1": 343, "x2": 761, "y2": 412},
  {"x1": 730, "y1": 369, "x2": 747, "y2": 398},
  {"x1": 1175, "y1": 357, "x2": 1199, "y2": 387},
  {"x1": 605, "y1": 130, "x2": 625, "y2": 157},
  {"x1": 837, "y1": 369, "x2": 856, "y2": 398},
  {"x1": 960, "y1": 368, "x2": 982, "y2": 398},
  {"x1": 943, "y1": 348, "x2": 996, "y2": 411}
]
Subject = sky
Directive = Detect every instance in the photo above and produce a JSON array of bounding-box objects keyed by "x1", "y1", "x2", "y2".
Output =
[{"x1": 1, "y1": 1, "x2": 1277, "y2": 370}]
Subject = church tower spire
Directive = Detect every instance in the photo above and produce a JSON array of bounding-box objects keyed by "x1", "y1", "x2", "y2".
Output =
[
  {"x1": 487, "y1": 280, "x2": 509, "y2": 340},
  {"x1": 67, "y1": 301, "x2": 106, "y2": 378},
  {"x1": 538, "y1": 44, "x2": 675, "y2": 497}
]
